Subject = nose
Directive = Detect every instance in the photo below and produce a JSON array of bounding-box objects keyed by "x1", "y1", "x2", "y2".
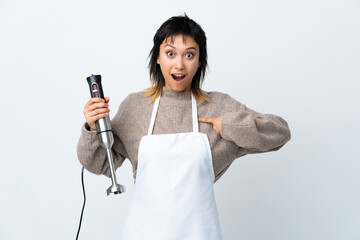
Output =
[{"x1": 175, "y1": 56, "x2": 185, "y2": 70}]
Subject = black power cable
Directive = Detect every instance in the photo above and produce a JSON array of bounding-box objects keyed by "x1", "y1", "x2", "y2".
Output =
[{"x1": 76, "y1": 167, "x2": 86, "y2": 240}]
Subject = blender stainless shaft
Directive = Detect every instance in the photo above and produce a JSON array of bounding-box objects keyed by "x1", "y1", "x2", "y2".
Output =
[{"x1": 87, "y1": 74, "x2": 126, "y2": 195}]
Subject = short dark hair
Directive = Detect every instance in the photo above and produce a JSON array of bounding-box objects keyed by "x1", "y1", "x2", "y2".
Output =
[{"x1": 146, "y1": 14, "x2": 209, "y2": 102}]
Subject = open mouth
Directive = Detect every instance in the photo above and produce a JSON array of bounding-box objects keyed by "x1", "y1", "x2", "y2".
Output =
[{"x1": 171, "y1": 74, "x2": 186, "y2": 81}]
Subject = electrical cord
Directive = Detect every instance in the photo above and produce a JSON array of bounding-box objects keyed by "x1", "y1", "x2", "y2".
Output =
[{"x1": 76, "y1": 167, "x2": 86, "y2": 240}]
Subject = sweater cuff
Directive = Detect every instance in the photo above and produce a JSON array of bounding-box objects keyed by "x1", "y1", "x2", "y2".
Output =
[
  {"x1": 220, "y1": 111, "x2": 250, "y2": 141},
  {"x1": 220, "y1": 112, "x2": 235, "y2": 141},
  {"x1": 81, "y1": 122, "x2": 99, "y2": 147}
]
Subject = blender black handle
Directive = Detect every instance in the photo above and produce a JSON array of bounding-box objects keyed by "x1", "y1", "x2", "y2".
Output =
[{"x1": 87, "y1": 74, "x2": 105, "y2": 99}]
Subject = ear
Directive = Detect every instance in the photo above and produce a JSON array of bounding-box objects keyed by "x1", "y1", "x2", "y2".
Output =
[
  {"x1": 157, "y1": 58, "x2": 160, "y2": 64},
  {"x1": 198, "y1": 62, "x2": 201, "y2": 68}
]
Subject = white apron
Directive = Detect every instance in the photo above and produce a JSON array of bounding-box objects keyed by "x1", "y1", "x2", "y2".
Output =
[{"x1": 120, "y1": 93, "x2": 223, "y2": 240}]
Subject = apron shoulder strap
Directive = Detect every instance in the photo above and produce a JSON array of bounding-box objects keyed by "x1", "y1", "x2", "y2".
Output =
[
  {"x1": 191, "y1": 93, "x2": 199, "y2": 133},
  {"x1": 148, "y1": 96, "x2": 161, "y2": 135}
]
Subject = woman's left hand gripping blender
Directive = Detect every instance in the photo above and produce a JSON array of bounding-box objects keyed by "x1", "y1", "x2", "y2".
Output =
[{"x1": 86, "y1": 74, "x2": 126, "y2": 195}]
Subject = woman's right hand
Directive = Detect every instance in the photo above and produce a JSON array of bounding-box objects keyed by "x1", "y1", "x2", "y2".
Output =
[{"x1": 83, "y1": 97, "x2": 110, "y2": 131}]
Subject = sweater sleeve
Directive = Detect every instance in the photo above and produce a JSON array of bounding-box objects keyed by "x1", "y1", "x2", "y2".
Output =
[
  {"x1": 219, "y1": 95, "x2": 291, "y2": 153},
  {"x1": 76, "y1": 111, "x2": 129, "y2": 178}
]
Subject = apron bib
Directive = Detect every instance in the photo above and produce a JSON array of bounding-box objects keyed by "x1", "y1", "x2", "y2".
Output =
[{"x1": 120, "y1": 93, "x2": 223, "y2": 240}]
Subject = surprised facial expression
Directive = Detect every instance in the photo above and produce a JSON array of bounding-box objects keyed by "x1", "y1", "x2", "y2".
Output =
[{"x1": 157, "y1": 34, "x2": 201, "y2": 92}]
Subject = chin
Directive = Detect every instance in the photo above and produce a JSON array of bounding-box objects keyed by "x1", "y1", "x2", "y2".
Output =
[{"x1": 165, "y1": 78, "x2": 192, "y2": 92}]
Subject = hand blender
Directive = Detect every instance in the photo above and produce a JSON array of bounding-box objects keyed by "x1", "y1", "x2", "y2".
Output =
[{"x1": 86, "y1": 74, "x2": 126, "y2": 195}]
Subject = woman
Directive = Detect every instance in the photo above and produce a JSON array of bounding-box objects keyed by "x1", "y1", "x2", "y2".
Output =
[{"x1": 77, "y1": 14, "x2": 291, "y2": 240}]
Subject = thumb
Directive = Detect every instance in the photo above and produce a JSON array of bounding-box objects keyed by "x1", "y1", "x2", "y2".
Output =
[{"x1": 104, "y1": 97, "x2": 110, "y2": 103}]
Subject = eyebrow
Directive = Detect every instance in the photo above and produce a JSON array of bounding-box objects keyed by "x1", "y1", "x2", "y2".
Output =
[{"x1": 164, "y1": 44, "x2": 198, "y2": 51}]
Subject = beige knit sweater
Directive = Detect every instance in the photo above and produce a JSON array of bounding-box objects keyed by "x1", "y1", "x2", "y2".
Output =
[{"x1": 77, "y1": 87, "x2": 291, "y2": 182}]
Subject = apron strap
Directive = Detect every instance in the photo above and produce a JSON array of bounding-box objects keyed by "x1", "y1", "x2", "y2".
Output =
[
  {"x1": 148, "y1": 92, "x2": 198, "y2": 135},
  {"x1": 191, "y1": 93, "x2": 199, "y2": 133},
  {"x1": 148, "y1": 96, "x2": 161, "y2": 135}
]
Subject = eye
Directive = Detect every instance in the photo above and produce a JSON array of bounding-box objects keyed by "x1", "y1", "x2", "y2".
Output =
[
  {"x1": 167, "y1": 51, "x2": 174, "y2": 57},
  {"x1": 186, "y1": 53, "x2": 194, "y2": 58}
]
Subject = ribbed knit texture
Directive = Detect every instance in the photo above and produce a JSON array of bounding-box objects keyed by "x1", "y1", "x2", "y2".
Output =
[{"x1": 77, "y1": 87, "x2": 291, "y2": 182}]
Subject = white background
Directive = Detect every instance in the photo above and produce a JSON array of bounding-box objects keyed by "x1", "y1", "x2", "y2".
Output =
[{"x1": 1, "y1": 0, "x2": 359, "y2": 239}]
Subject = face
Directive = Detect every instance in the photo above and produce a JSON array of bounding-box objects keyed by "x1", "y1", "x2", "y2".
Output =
[{"x1": 157, "y1": 34, "x2": 201, "y2": 92}]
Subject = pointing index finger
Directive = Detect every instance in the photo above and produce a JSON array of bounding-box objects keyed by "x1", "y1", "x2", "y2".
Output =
[{"x1": 198, "y1": 117, "x2": 214, "y2": 124}]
